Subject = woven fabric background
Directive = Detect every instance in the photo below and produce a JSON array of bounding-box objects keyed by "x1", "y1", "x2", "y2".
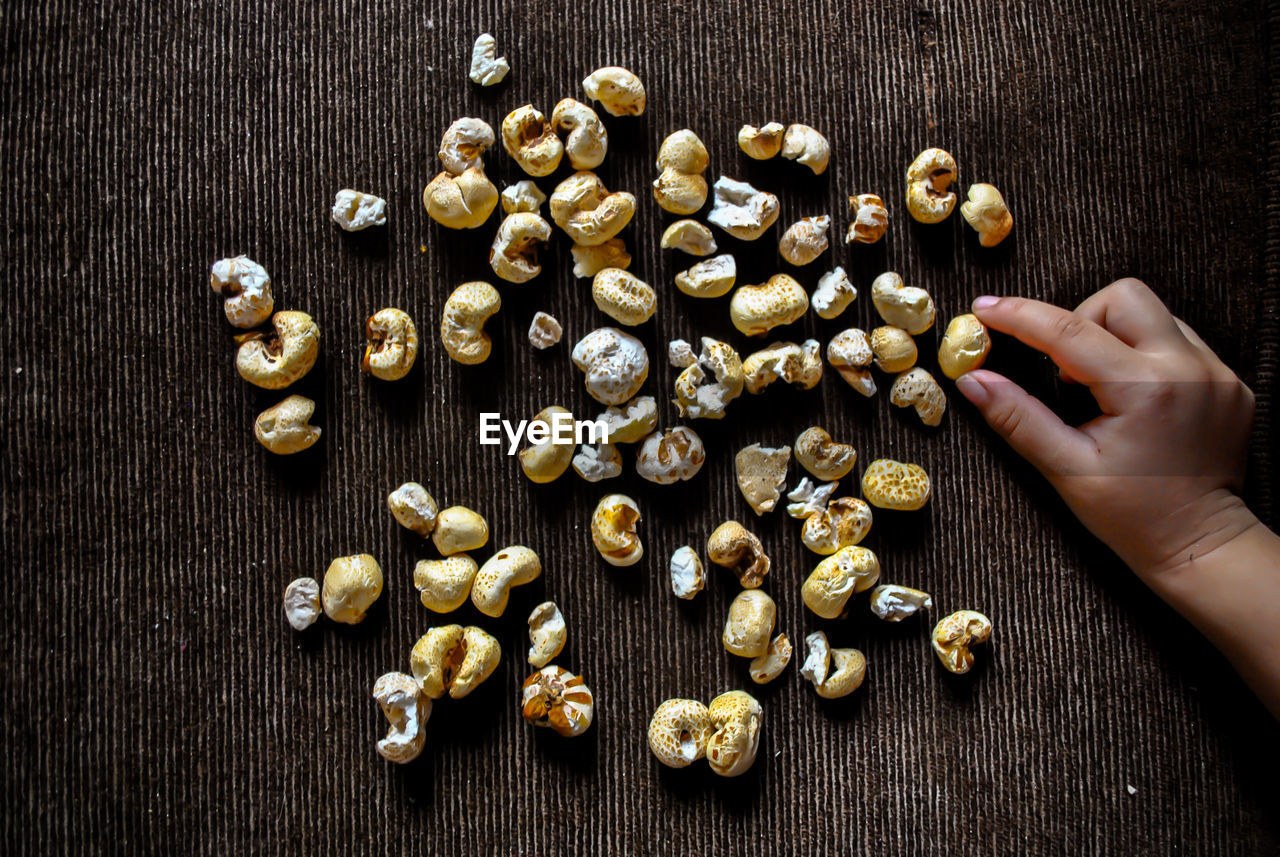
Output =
[{"x1": 2, "y1": 0, "x2": 1278, "y2": 854}]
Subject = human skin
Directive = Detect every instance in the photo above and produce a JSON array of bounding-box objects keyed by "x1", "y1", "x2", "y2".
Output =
[{"x1": 954, "y1": 279, "x2": 1280, "y2": 717}]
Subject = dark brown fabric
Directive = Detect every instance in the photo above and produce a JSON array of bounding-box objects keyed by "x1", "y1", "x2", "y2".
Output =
[{"x1": 2, "y1": 0, "x2": 1278, "y2": 853}]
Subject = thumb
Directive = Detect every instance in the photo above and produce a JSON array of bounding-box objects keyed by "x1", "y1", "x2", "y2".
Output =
[{"x1": 955, "y1": 369, "x2": 1095, "y2": 479}]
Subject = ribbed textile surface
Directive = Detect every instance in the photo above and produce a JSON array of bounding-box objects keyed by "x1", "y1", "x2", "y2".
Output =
[{"x1": 2, "y1": 1, "x2": 1278, "y2": 854}]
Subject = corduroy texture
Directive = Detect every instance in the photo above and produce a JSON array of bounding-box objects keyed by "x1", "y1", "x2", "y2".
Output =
[{"x1": 2, "y1": 1, "x2": 1278, "y2": 854}]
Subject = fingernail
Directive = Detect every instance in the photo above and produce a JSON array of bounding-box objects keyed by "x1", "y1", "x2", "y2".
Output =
[
  {"x1": 972, "y1": 295, "x2": 1000, "y2": 311},
  {"x1": 956, "y1": 373, "x2": 989, "y2": 405}
]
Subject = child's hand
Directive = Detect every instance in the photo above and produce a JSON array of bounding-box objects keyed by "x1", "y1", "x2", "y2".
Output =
[
  {"x1": 955, "y1": 279, "x2": 1256, "y2": 581},
  {"x1": 958, "y1": 278, "x2": 1280, "y2": 717}
]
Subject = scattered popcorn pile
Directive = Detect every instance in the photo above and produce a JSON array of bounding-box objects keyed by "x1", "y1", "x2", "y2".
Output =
[{"x1": 206, "y1": 31, "x2": 1009, "y2": 775}]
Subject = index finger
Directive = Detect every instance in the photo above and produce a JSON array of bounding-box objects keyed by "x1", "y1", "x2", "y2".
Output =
[{"x1": 971, "y1": 295, "x2": 1141, "y2": 383}]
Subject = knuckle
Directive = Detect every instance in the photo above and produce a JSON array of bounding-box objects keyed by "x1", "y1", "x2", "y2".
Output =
[
  {"x1": 1110, "y1": 277, "x2": 1151, "y2": 300},
  {"x1": 986, "y1": 396, "x2": 1025, "y2": 439},
  {"x1": 1143, "y1": 380, "x2": 1180, "y2": 413},
  {"x1": 1049, "y1": 312, "x2": 1087, "y2": 343},
  {"x1": 1237, "y1": 379, "x2": 1257, "y2": 415}
]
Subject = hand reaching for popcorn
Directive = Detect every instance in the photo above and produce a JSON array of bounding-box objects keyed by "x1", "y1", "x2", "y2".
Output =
[{"x1": 955, "y1": 278, "x2": 1280, "y2": 717}]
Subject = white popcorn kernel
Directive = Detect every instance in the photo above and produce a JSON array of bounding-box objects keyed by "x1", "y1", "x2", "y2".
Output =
[
  {"x1": 331, "y1": 189, "x2": 388, "y2": 231},
  {"x1": 468, "y1": 33, "x2": 510, "y2": 86},
  {"x1": 528, "y1": 311, "x2": 563, "y2": 349}
]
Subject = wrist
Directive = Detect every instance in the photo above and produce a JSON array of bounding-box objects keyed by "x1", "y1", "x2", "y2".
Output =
[
  {"x1": 1128, "y1": 489, "x2": 1258, "y2": 582},
  {"x1": 1132, "y1": 510, "x2": 1280, "y2": 719}
]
